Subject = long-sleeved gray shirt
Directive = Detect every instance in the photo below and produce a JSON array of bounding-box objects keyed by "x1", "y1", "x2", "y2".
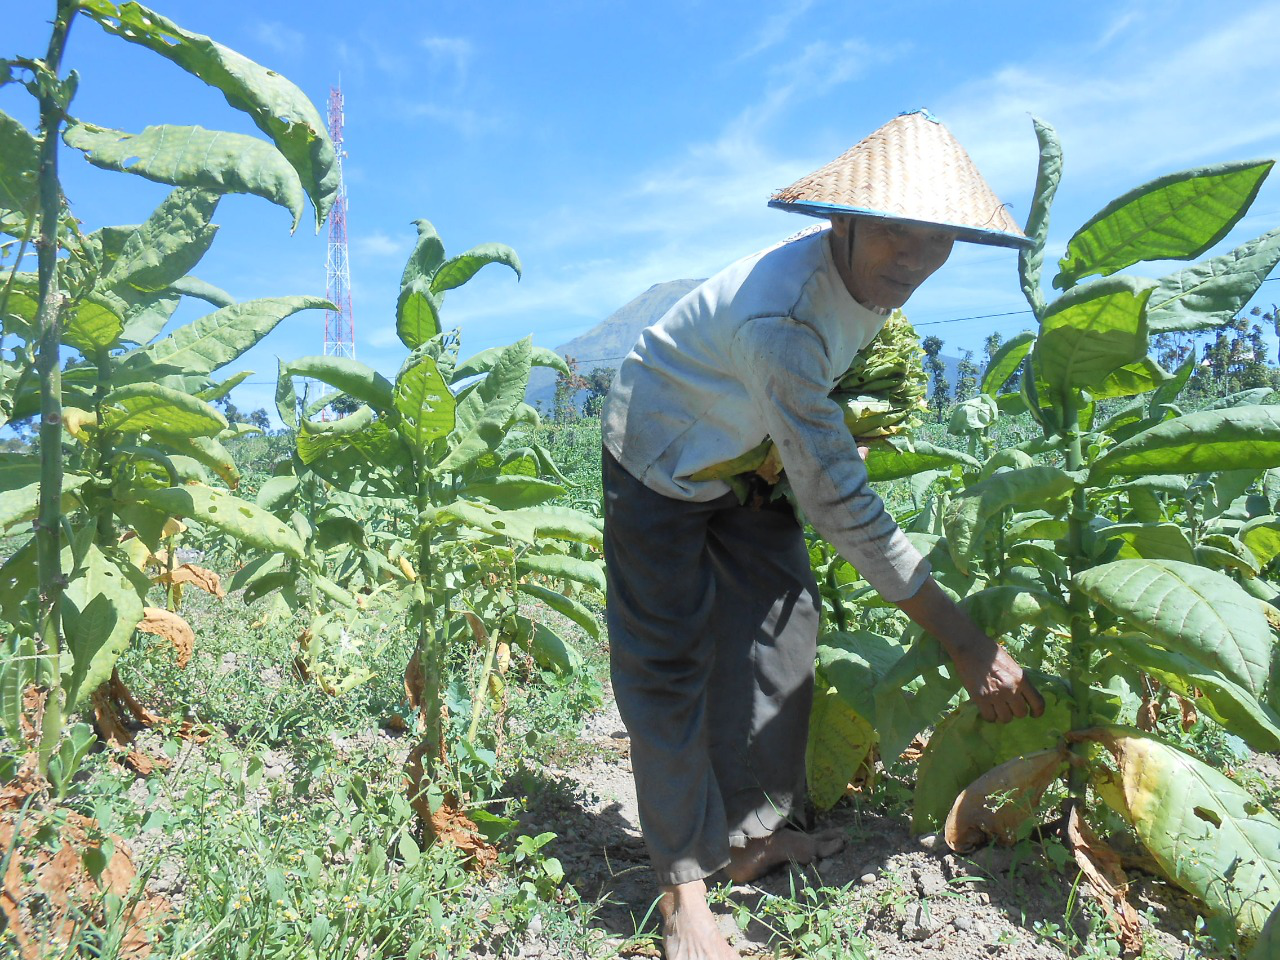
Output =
[{"x1": 601, "y1": 225, "x2": 930, "y2": 602}]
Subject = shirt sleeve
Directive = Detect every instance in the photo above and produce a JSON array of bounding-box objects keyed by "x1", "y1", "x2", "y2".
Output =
[{"x1": 731, "y1": 315, "x2": 931, "y2": 602}]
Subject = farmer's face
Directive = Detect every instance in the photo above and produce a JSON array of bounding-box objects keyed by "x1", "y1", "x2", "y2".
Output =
[{"x1": 833, "y1": 219, "x2": 955, "y2": 309}]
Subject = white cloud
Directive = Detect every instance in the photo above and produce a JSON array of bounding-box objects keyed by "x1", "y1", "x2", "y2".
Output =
[
  {"x1": 250, "y1": 20, "x2": 305, "y2": 58},
  {"x1": 737, "y1": 0, "x2": 816, "y2": 61},
  {"x1": 420, "y1": 36, "x2": 473, "y2": 90},
  {"x1": 352, "y1": 230, "x2": 408, "y2": 258}
]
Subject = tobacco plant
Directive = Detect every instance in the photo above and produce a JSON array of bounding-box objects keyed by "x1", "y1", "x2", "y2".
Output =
[
  {"x1": 0, "y1": 0, "x2": 335, "y2": 783},
  {"x1": 809, "y1": 119, "x2": 1280, "y2": 951},
  {"x1": 255, "y1": 219, "x2": 605, "y2": 837}
]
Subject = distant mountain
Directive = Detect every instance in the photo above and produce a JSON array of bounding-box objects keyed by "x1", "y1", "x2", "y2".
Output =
[{"x1": 527, "y1": 279, "x2": 703, "y2": 413}]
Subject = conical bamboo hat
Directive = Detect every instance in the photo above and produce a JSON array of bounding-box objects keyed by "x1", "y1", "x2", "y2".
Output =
[{"x1": 769, "y1": 109, "x2": 1031, "y2": 249}]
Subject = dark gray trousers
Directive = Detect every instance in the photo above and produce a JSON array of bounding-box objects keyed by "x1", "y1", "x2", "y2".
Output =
[{"x1": 602, "y1": 448, "x2": 821, "y2": 885}]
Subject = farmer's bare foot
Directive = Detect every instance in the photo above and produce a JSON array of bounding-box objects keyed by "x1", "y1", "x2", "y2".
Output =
[
  {"x1": 724, "y1": 828, "x2": 846, "y2": 883},
  {"x1": 658, "y1": 879, "x2": 739, "y2": 960}
]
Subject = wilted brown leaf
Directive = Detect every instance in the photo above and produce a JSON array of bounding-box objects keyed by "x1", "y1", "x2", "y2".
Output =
[
  {"x1": 1177, "y1": 695, "x2": 1198, "y2": 731},
  {"x1": 154, "y1": 563, "x2": 225, "y2": 598},
  {"x1": 1, "y1": 768, "x2": 167, "y2": 958},
  {"x1": 1067, "y1": 806, "x2": 1144, "y2": 957},
  {"x1": 945, "y1": 747, "x2": 1069, "y2": 853},
  {"x1": 1137, "y1": 696, "x2": 1159, "y2": 731},
  {"x1": 136, "y1": 607, "x2": 195, "y2": 669}
]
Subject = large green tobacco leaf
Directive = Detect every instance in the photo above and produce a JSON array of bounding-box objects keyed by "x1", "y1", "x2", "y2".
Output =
[
  {"x1": 980, "y1": 331, "x2": 1036, "y2": 396},
  {"x1": 818, "y1": 630, "x2": 906, "y2": 722},
  {"x1": 1092, "y1": 357, "x2": 1171, "y2": 400},
  {"x1": 396, "y1": 221, "x2": 446, "y2": 348},
  {"x1": 78, "y1": 0, "x2": 337, "y2": 228},
  {"x1": 296, "y1": 421, "x2": 411, "y2": 499},
  {"x1": 944, "y1": 466, "x2": 1081, "y2": 575},
  {"x1": 807, "y1": 678, "x2": 876, "y2": 812},
  {"x1": 436, "y1": 337, "x2": 533, "y2": 475},
  {"x1": 515, "y1": 553, "x2": 606, "y2": 594},
  {"x1": 101, "y1": 383, "x2": 227, "y2": 437},
  {"x1": 101, "y1": 188, "x2": 220, "y2": 295},
  {"x1": 1241, "y1": 515, "x2": 1280, "y2": 566},
  {"x1": 62, "y1": 296, "x2": 126, "y2": 356},
  {"x1": 394, "y1": 352, "x2": 455, "y2": 450},
  {"x1": 1084, "y1": 726, "x2": 1280, "y2": 940},
  {"x1": 913, "y1": 683, "x2": 1075, "y2": 832},
  {"x1": 508, "y1": 505, "x2": 603, "y2": 549},
  {"x1": 165, "y1": 435, "x2": 240, "y2": 489},
  {"x1": 128, "y1": 485, "x2": 305, "y2": 559},
  {"x1": 431, "y1": 244, "x2": 522, "y2": 295},
  {"x1": 0, "y1": 474, "x2": 90, "y2": 536},
  {"x1": 1091, "y1": 405, "x2": 1280, "y2": 480},
  {"x1": 123, "y1": 296, "x2": 328, "y2": 381},
  {"x1": 1100, "y1": 522, "x2": 1195, "y2": 563},
  {"x1": 65, "y1": 123, "x2": 305, "y2": 228},
  {"x1": 463, "y1": 475, "x2": 565, "y2": 509},
  {"x1": 863, "y1": 440, "x2": 979, "y2": 482},
  {"x1": 0, "y1": 109, "x2": 39, "y2": 215},
  {"x1": 1054, "y1": 160, "x2": 1274, "y2": 289},
  {"x1": 285, "y1": 355, "x2": 396, "y2": 415},
  {"x1": 959, "y1": 586, "x2": 1068, "y2": 638},
  {"x1": 1108, "y1": 634, "x2": 1280, "y2": 752},
  {"x1": 61, "y1": 544, "x2": 145, "y2": 710},
  {"x1": 514, "y1": 615, "x2": 582, "y2": 676},
  {"x1": 1076, "y1": 559, "x2": 1271, "y2": 698},
  {"x1": 517, "y1": 582, "x2": 600, "y2": 639},
  {"x1": 1018, "y1": 118, "x2": 1062, "y2": 318},
  {"x1": 1033, "y1": 276, "x2": 1153, "y2": 395},
  {"x1": 1147, "y1": 227, "x2": 1280, "y2": 334},
  {"x1": 872, "y1": 633, "x2": 961, "y2": 762}
]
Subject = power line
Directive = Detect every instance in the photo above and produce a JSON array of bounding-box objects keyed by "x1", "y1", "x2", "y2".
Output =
[{"x1": 231, "y1": 274, "x2": 1280, "y2": 382}]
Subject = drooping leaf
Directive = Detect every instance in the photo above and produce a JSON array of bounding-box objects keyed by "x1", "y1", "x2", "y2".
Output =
[
  {"x1": 1092, "y1": 357, "x2": 1171, "y2": 400},
  {"x1": 1054, "y1": 160, "x2": 1274, "y2": 289},
  {"x1": 1083, "y1": 726, "x2": 1280, "y2": 940},
  {"x1": 284, "y1": 355, "x2": 395, "y2": 414},
  {"x1": 64, "y1": 122, "x2": 305, "y2": 228},
  {"x1": 914, "y1": 682, "x2": 1075, "y2": 832},
  {"x1": 122, "y1": 296, "x2": 329, "y2": 380},
  {"x1": 0, "y1": 108, "x2": 39, "y2": 215},
  {"x1": 872, "y1": 632, "x2": 962, "y2": 762},
  {"x1": 128, "y1": 485, "x2": 305, "y2": 559},
  {"x1": 101, "y1": 382, "x2": 228, "y2": 437},
  {"x1": 980, "y1": 331, "x2": 1036, "y2": 396},
  {"x1": 944, "y1": 466, "x2": 1081, "y2": 575},
  {"x1": 1148, "y1": 227, "x2": 1280, "y2": 334},
  {"x1": 505, "y1": 505, "x2": 603, "y2": 549},
  {"x1": 806, "y1": 679, "x2": 876, "y2": 812},
  {"x1": 1076, "y1": 559, "x2": 1272, "y2": 698},
  {"x1": 945, "y1": 747, "x2": 1069, "y2": 852},
  {"x1": 196, "y1": 370, "x2": 253, "y2": 404},
  {"x1": 167, "y1": 275, "x2": 235, "y2": 307},
  {"x1": 515, "y1": 553, "x2": 605, "y2": 594},
  {"x1": 451, "y1": 344, "x2": 571, "y2": 383},
  {"x1": 61, "y1": 544, "x2": 146, "y2": 710},
  {"x1": 513, "y1": 615, "x2": 582, "y2": 675},
  {"x1": 101, "y1": 188, "x2": 220, "y2": 296},
  {"x1": 164, "y1": 434, "x2": 241, "y2": 489},
  {"x1": 255, "y1": 475, "x2": 299, "y2": 513},
  {"x1": 1018, "y1": 117, "x2": 1061, "y2": 318},
  {"x1": 517, "y1": 581, "x2": 599, "y2": 639},
  {"x1": 77, "y1": 0, "x2": 338, "y2": 227},
  {"x1": 299, "y1": 404, "x2": 375, "y2": 436},
  {"x1": 1108, "y1": 633, "x2": 1280, "y2": 752},
  {"x1": 0, "y1": 474, "x2": 90, "y2": 537},
  {"x1": 394, "y1": 351, "x2": 455, "y2": 449},
  {"x1": 1091, "y1": 405, "x2": 1280, "y2": 480},
  {"x1": 1033, "y1": 276, "x2": 1154, "y2": 396},
  {"x1": 817, "y1": 630, "x2": 907, "y2": 722},
  {"x1": 430, "y1": 243, "x2": 522, "y2": 294}
]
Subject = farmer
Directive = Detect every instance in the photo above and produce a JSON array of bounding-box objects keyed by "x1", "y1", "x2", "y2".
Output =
[{"x1": 600, "y1": 110, "x2": 1047, "y2": 960}]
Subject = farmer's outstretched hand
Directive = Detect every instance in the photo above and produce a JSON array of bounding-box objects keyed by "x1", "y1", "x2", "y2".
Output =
[{"x1": 895, "y1": 577, "x2": 1046, "y2": 724}]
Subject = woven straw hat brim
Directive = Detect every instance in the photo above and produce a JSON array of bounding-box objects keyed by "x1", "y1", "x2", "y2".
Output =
[{"x1": 771, "y1": 110, "x2": 1031, "y2": 250}]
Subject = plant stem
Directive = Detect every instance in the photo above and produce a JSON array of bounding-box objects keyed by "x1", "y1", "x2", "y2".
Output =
[
  {"x1": 33, "y1": 0, "x2": 76, "y2": 777},
  {"x1": 93, "y1": 347, "x2": 114, "y2": 545},
  {"x1": 1061, "y1": 389, "x2": 1092, "y2": 809}
]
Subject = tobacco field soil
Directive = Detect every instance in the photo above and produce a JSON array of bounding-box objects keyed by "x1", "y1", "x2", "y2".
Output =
[{"x1": 58, "y1": 565, "x2": 1276, "y2": 960}]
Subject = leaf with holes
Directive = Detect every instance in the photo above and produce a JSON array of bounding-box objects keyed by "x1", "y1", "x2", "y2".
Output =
[
  {"x1": 101, "y1": 383, "x2": 227, "y2": 437},
  {"x1": 807, "y1": 678, "x2": 876, "y2": 811},
  {"x1": 128, "y1": 486, "x2": 305, "y2": 559}
]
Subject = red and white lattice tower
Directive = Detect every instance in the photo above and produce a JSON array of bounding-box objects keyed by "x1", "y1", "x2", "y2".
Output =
[{"x1": 323, "y1": 85, "x2": 355, "y2": 371}]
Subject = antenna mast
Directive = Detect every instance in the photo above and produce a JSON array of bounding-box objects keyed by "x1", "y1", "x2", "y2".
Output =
[{"x1": 324, "y1": 84, "x2": 355, "y2": 376}]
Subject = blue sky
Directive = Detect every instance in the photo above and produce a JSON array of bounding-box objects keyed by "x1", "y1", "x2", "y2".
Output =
[{"x1": 7, "y1": 0, "x2": 1280, "y2": 419}]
